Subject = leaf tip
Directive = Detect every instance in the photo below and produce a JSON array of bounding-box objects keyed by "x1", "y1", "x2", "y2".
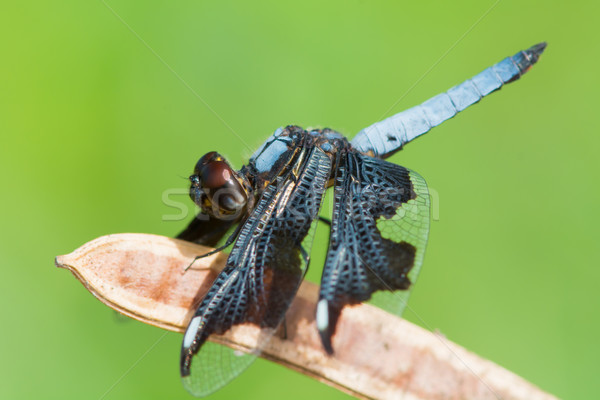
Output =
[{"x1": 55, "y1": 255, "x2": 67, "y2": 269}]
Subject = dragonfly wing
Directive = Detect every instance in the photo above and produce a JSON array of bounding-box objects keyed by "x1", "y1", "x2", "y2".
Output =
[
  {"x1": 318, "y1": 151, "x2": 430, "y2": 353},
  {"x1": 176, "y1": 212, "x2": 236, "y2": 247},
  {"x1": 181, "y1": 146, "x2": 331, "y2": 396},
  {"x1": 352, "y1": 42, "x2": 546, "y2": 158}
]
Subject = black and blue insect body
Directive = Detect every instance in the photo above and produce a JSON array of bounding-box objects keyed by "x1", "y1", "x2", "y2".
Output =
[{"x1": 177, "y1": 43, "x2": 546, "y2": 396}]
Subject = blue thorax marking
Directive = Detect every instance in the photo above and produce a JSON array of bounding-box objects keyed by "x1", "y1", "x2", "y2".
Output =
[
  {"x1": 249, "y1": 127, "x2": 284, "y2": 162},
  {"x1": 250, "y1": 127, "x2": 293, "y2": 174}
]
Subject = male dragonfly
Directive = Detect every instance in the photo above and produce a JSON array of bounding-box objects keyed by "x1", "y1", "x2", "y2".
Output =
[{"x1": 177, "y1": 43, "x2": 546, "y2": 396}]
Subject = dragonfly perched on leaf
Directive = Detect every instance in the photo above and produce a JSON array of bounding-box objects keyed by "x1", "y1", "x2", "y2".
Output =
[{"x1": 177, "y1": 42, "x2": 546, "y2": 396}]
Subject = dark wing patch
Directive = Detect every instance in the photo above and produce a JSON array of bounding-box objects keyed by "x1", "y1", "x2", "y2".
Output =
[
  {"x1": 318, "y1": 151, "x2": 430, "y2": 353},
  {"x1": 181, "y1": 147, "x2": 331, "y2": 396},
  {"x1": 176, "y1": 212, "x2": 236, "y2": 247}
]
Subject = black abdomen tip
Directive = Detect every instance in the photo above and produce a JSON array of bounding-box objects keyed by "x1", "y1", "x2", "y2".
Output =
[
  {"x1": 530, "y1": 42, "x2": 548, "y2": 53},
  {"x1": 526, "y1": 42, "x2": 548, "y2": 64}
]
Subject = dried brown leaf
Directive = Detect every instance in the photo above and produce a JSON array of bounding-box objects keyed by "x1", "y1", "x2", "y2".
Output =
[{"x1": 56, "y1": 233, "x2": 557, "y2": 400}]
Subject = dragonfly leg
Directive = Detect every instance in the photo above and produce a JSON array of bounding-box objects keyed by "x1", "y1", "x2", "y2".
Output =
[
  {"x1": 281, "y1": 316, "x2": 288, "y2": 340},
  {"x1": 184, "y1": 223, "x2": 242, "y2": 272},
  {"x1": 318, "y1": 216, "x2": 331, "y2": 226},
  {"x1": 299, "y1": 245, "x2": 311, "y2": 273}
]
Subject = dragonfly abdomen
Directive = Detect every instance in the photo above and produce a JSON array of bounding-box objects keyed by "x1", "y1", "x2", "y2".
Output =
[{"x1": 351, "y1": 42, "x2": 547, "y2": 158}]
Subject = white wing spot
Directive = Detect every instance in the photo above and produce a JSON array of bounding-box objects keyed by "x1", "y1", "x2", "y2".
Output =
[
  {"x1": 183, "y1": 316, "x2": 202, "y2": 349},
  {"x1": 316, "y1": 299, "x2": 329, "y2": 332}
]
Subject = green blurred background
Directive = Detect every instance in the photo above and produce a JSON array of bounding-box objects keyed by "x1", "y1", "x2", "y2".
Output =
[{"x1": 1, "y1": 1, "x2": 598, "y2": 399}]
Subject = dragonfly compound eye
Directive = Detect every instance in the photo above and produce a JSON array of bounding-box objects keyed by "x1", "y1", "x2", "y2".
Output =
[{"x1": 189, "y1": 152, "x2": 248, "y2": 217}]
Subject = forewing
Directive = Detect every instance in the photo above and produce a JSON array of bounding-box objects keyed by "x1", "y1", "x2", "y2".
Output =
[
  {"x1": 318, "y1": 151, "x2": 430, "y2": 352},
  {"x1": 181, "y1": 147, "x2": 331, "y2": 396}
]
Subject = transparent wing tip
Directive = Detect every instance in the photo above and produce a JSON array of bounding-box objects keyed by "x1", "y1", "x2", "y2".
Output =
[{"x1": 182, "y1": 375, "x2": 211, "y2": 398}]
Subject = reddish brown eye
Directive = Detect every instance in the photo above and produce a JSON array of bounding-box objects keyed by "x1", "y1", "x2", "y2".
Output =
[
  {"x1": 189, "y1": 152, "x2": 249, "y2": 216},
  {"x1": 194, "y1": 152, "x2": 216, "y2": 174},
  {"x1": 199, "y1": 161, "x2": 231, "y2": 189}
]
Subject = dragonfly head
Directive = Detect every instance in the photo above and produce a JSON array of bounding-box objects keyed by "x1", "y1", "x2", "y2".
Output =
[{"x1": 189, "y1": 151, "x2": 250, "y2": 218}]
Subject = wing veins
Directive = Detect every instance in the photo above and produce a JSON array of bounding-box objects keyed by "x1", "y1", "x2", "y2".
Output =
[
  {"x1": 318, "y1": 150, "x2": 430, "y2": 352},
  {"x1": 181, "y1": 145, "x2": 331, "y2": 395}
]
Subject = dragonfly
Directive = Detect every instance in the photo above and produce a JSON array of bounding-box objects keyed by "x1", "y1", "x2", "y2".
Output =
[{"x1": 176, "y1": 42, "x2": 546, "y2": 396}]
